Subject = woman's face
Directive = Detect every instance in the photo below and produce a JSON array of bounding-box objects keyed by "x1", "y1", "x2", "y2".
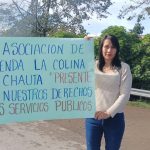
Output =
[{"x1": 102, "y1": 39, "x2": 117, "y2": 62}]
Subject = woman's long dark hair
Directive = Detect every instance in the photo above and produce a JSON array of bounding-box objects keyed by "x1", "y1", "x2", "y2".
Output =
[{"x1": 98, "y1": 35, "x2": 121, "y2": 71}]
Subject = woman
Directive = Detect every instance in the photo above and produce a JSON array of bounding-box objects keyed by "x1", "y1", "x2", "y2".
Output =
[{"x1": 85, "y1": 35, "x2": 132, "y2": 150}]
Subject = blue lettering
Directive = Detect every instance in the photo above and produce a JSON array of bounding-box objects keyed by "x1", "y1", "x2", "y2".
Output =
[
  {"x1": 11, "y1": 43, "x2": 18, "y2": 55},
  {"x1": 3, "y1": 42, "x2": 10, "y2": 55},
  {"x1": 0, "y1": 59, "x2": 24, "y2": 72},
  {"x1": 71, "y1": 44, "x2": 84, "y2": 54},
  {"x1": 48, "y1": 44, "x2": 64, "y2": 54},
  {"x1": 53, "y1": 59, "x2": 85, "y2": 70},
  {"x1": 52, "y1": 88, "x2": 61, "y2": 99},
  {"x1": 3, "y1": 75, "x2": 9, "y2": 86},
  {"x1": 3, "y1": 74, "x2": 42, "y2": 86},
  {"x1": 3, "y1": 89, "x2": 47, "y2": 101},
  {"x1": 34, "y1": 59, "x2": 47, "y2": 71}
]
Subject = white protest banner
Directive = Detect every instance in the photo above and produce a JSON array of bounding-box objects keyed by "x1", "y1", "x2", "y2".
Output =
[{"x1": 0, "y1": 37, "x2": 95, "y2": 124}]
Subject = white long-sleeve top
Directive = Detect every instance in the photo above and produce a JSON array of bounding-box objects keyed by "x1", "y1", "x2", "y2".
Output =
[{"x1": 95, "y1": 61, "x2": 132, "y2": 117}]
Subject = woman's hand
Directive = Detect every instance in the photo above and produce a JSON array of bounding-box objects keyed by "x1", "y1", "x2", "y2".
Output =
[
  {"x1": 84, "y1": 35, "x2": 95, "y2": 40},
  {"x1": 95, "y1": 111, "x2": 111, "y2": 120}
]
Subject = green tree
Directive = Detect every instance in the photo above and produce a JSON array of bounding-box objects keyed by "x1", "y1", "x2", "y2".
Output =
[
  {"x1": 132, "y1": 34, "x2": 150, "y2": 90},
  {"x1": 131, "y1": 15, "x2": 145, "y2": 35},
  {"x1": 132, "y1": 22, "x2": 144, "y2": 35},
  {"x1": 0, "y1": 0, "x2": 112, "y2": 36},
  {"x1": 98, "y1": 26, "x2": 140, "y2": 66},
  {"x1": 96, "y1": 25, "x2": 149, "y2": 90},
  {"x1": 50, "y1": 30, "x2": 84, "y2": 38}
]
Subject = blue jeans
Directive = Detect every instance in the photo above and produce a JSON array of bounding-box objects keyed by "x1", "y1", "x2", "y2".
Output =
[{"x1": 85, "y1": 113, "x2": 125, "y2": 150}]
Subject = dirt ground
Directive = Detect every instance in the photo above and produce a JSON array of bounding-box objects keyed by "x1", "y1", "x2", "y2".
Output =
[
  {"x1": 51, "y1": 105, "x2": 150, "y2": 150},
  {"x1": 0, "y1": 105, "x2": 150, "y2": 150}
]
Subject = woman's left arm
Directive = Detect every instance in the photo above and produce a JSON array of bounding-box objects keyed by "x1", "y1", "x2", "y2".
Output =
[{"x1": 106, "y1": 63, "x2": 132, "y2": 118}]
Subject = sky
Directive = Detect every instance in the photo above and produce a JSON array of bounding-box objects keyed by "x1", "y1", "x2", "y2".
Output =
[
  {"x1": 82, "y1": 0, "x2": 150, "y2": 35},
  {"x1": 1, "y1": 0, "x2": 150, "y2": 35}
]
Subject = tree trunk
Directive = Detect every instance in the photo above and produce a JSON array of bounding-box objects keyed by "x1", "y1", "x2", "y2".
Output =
[{"x1": 43, "y1": 0, "x2": 51, "y2": 37}]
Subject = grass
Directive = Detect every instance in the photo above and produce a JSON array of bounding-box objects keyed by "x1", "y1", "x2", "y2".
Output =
[{"x1": 128, "y1": 100, "x2": 150, "y2": 109}]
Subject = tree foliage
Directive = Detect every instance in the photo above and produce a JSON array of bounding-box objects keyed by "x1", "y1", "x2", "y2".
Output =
[
  {"x1": 94, "y1": 25, "x2": 149, "y2": 90},
  {"x1": 132, "y1": 22, "x2": 144, "y2": 35},
  {"x1": 119, "y1": 0, "x2": 150, "y2": 20},
  {"x1": 50, "y1": 30, "x2": 84, "y2": 38},
  {"x1": 131, "y1": 15, "x2": 145, "y2": 35},
  {"x1": 98, "y1": 26, "x2": 139, "y2": 65},
  {"x1": 132, "y1": 34, "x2": 150, "y2": 89},
  {"x1": 0, "y1": 0, "x2": 112, "y2": 36}
]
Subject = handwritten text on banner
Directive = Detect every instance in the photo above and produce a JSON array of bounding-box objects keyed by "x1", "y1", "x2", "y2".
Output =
[{"x1": 0, "y1": 37, "x2": 95, "y2": 124}]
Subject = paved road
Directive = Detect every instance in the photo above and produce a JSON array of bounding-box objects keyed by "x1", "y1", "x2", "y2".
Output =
[
  {"x1": 0, "y1": 121, "x2": 85, "y2": 150},
  {"x1": 0, "y1": 105, "x2": 150, "y2": 150}
]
